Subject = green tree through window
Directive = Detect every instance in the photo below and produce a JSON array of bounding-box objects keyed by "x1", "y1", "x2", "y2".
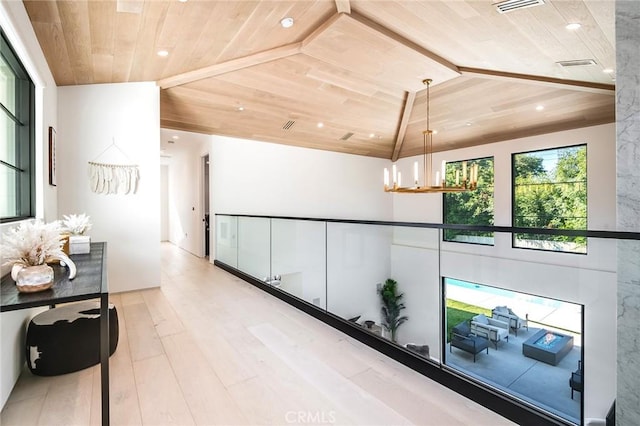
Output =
[
  {"x1": 513, "y1": 145, "x2": 587, "y2": 253},
  {"x1": 443, "y1": 157, "x2": 494, "y2": 245}
]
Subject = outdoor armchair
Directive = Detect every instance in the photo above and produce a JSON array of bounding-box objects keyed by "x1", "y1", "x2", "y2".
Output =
[
  {"x1": 492, "y1": 306, "x2": 526, "y2": 336},
  {"x1": 450, "y1": 322, "x2": 489, "y2": 362},
  {"x1": 471, "y1": 314, "x2": 509, "y2": 349}
]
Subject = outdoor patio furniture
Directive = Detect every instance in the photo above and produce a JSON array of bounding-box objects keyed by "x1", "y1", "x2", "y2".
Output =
[
  {"x1": 450, "y1": 321, "x2": 489, "y2": 362},
  {"x1": 471, "y1": 314, "x2": 509, "y2": 349},
  {"x1": 492, "y1": 306, "x2": 527, "y2": 336},
  {"x1": 570, "y1": 360, "x2": 583, "y2": 399}
]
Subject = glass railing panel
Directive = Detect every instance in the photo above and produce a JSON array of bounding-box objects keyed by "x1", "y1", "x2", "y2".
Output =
[
  {"x1": 237, "y1": 216, "x2": 271, "y2": 281},
  {"x1": 389, "y1": 226, "x2": 441, "y2": 361},
  {"x1": 326, "y1": 222, "x2": 393, "y2": 336},
  {"x1": 215, "y1": 215, "x2": 238, "y2": 268},
  {"x1": 270, "y1": 219, "x2": 327, "y2": 309}
]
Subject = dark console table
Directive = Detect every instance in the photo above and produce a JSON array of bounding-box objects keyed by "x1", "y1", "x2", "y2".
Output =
[{"x1": 1, "y1": 242, "x2": 109, "y2": 425}]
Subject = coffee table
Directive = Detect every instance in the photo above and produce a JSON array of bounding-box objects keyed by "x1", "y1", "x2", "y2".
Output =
[{"x1": 522, "y1": 329, "x2": 573, "y2": 366}]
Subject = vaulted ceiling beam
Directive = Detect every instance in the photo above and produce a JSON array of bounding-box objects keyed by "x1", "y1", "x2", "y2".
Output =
[
  {"x1": 391, "y1": 91, "x2": 416, "y2": 162},
  {"x1": 335, "y1": 0, "x2": 351, "y2": 14},
  {"x1": 159, "y1": 42, "x2": 303, "y2": 89},
  {"x1": 459, "y1": 67, "x2": 615, "y2": 95}
]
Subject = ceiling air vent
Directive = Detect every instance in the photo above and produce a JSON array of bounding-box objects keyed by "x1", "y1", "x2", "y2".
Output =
[
  {"x1": 340, "y1": 132, "x2": 354, "y2": 141},
  {"x1": 494, "y1": 0, "x2": 545, "y2": 14},
  {"x1": 282, "y1": 120, "x2": 295, "y2": 130},
  {"x1": 556, "y1": 59, "x2": 597, "y2": 67}
]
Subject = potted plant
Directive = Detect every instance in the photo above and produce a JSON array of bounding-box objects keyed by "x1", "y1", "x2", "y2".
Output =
[
  {"x1": 2, "y1": 220, "x2": 76, "y2": 292},
  {"x1": 378, "y1": 278, "x2": 408, "y2": 342}
]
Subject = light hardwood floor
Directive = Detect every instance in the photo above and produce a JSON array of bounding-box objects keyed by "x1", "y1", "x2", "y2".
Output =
[{"x1": 1, "y1": 243, "x2": 515, "y2": 426}]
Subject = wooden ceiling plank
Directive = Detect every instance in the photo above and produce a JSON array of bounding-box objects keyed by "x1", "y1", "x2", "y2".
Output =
[
  {"x1": 127, "y1": 0, "x2": 171, "y2": 82},
  {"x1": 88, "y1": 1, "x2": 116, "y2": 83},
  {"x1": 30, "y1": 22, "x2": 74, "y2": 85},
  {"x1": 335, "y1": 0, "x2": 351, "y2": 14},
  {"x1": 57, "y1": 1, "x2": 92, "y2": 85},
  {"x1": 112, "y1": 8, "x2": 142, "y2": 82},
  {"x1": 158, "y1": 42, "x2": 303, "y2": 89},
  {"x1": 391, "y1": 91, "x2": 416, "y2": 162},
  {"x1": 349, "y1": 11, "x2": 460, "y2": 76},
  {"x1": 458, "y1": 66, "x2": 615, "y2": 95}
]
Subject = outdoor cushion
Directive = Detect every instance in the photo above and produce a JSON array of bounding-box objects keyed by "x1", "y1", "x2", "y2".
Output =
[{"x1": 475, "y1": 314, "x2": 489, "y2": 324}]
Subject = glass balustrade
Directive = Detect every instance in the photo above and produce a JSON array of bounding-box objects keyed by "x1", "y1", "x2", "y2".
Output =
[{"x1": 214, "y1": 214, "x2": 635, "y2": 426}]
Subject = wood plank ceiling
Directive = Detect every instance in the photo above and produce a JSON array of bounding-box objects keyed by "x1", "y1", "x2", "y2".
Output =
[{"x1": 22, "y1": 0, "x2": 615, "y2": 159}]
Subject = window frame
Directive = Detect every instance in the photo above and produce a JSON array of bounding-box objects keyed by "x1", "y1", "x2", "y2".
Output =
[
  {"x1": 511, "y1": 144, "x2": 588, "y2": 254},
  {"x1": 1, "y1": 28, "x2": 36, "y2": 223},
  {"x1": 442, "y1": 156, "x2": 495, "y2": 246}
]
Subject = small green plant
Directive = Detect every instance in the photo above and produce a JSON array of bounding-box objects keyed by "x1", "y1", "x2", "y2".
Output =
[{"x1": 378, "y1": 278, "x2": 408, "y2": 342}]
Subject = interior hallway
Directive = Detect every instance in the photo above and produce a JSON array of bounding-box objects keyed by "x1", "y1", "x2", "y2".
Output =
[{"x1": 1, "y1": 243, "x2": 515, "y2": 425}]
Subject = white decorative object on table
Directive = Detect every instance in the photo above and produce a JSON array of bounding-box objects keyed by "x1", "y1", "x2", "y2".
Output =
[
  {"x1": 2, "y1": 220, "x2": 76, "y2": 292},
  {"x1": 62, "y1": 213, "x2": 92, "y2": 254}
]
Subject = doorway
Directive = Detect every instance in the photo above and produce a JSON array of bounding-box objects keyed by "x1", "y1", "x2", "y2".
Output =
[{"x1": 203, "y1": 155, "x2": 210, "y2": 257}]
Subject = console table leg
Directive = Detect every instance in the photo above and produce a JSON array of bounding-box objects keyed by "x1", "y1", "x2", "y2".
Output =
[{"x1": 100, "y1": 293, "x2": 110, "y2": 426}]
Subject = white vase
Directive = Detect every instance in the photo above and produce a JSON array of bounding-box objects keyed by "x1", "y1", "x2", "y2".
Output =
[{"x1": 14, "y1": 264, "x2": 54, "y2": 293}]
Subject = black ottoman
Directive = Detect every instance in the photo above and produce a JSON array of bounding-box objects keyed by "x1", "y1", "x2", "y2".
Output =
[{"x1": 26, "y1": 301, "x2": 119, "y2": 376}]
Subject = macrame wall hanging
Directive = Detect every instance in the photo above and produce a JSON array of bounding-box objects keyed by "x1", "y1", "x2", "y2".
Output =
[{"x1": 88, "y1": 139, "x2": 139, "y2": 195}]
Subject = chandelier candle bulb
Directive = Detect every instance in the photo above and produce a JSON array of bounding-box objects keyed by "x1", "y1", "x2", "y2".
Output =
[
  {"x1": 463, "y1": 161, "x2": 467, "y2": 181},
  {"x1": 441, "y1": 160, "x2": 446, "y2": 185},
  {"x1": 435, "y1": 171, "x2": 440, "y2": 186},
  {"x1": 456, "y1": 170, "x2": 460, "y2": 185},
  {"x1": 414, "y1": 161, "x2": 419, "y2": 184},
  {"x1": 397, "y1": 172, "x2": 402, "y2": 187},
  {"x1": 384, "y1": 168, "x2": 390, "y2": 187},
  {"x1": 392, "y1": 164, "x2": 397, "y2": 185}
]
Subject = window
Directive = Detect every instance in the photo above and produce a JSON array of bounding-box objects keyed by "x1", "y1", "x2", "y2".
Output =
[
  {"x1": 443, "y1": 277, "x2": 583, "y2": 424},
  {"x1": 443, "y1": 157, "x2": 494, "y2": 245},
  {"x1": 512, "y1": 145, "x2": 587, "y2": 253},
  {"x1": 1, "y1": 29, "x2": 35, "y2": 222}
]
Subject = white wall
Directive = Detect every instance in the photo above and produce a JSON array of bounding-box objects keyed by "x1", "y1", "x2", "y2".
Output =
[
  {"x1": 160, "y1": 164, "x2": 169, "y2": 241},
  {"x1": 57, "y1": 83, "x2": 161, "y2": 293},
  {"x1": 160, "y1": 129, "x2": 210, "y2": 256},
  {"x1": 0, "y1": 0, "x2": 58, "y2": 409},
  {"x1": 210, "y1": 135, "x2": 393, "y2": 221}
]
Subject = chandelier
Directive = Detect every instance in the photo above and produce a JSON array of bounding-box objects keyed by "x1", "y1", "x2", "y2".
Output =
[{"x1": 384, "y1": 79, "x2": 479, "y2": 193}]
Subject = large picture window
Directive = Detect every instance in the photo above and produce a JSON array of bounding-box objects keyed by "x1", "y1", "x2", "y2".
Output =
[
  {"x1": 443, "y1": 157, "x2": 494, "y2": 245},
  {"x1": 0, "y1": 29, "x2": 35, "y2": 222},
  {"x1": 512, "y1": 145, "x2": 587, "y2": 253},
  {"x1": 444, "y1": 277, "x2": 583, "y2": 425}
]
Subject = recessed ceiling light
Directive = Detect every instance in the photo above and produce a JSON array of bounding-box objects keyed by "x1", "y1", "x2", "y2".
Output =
[
  {"x1": 603, "y1": 68, "x2": 615, "y2": 74},
  {"x1": 178, "y1": 0, "x2": 188, "y2": 3},
  {"x1": 536, "y1": 105, "x2": 544, "y2": 111},
  {"x1": 317, "y1": 122, "x2": 324, "y2": 128},
  {"x1": 171, "y1": 135, "x2": 179, "y2": 140},
  {"x1": 566, "y1": 23, "x2": 581, "y2": 30},
  {"x1": 237, "y1": 106, "x2": 245, "y2": 111},
  {"x1": 432, "y1": 130, "x2": 438, "y2": 135},
  {"x1": 280, "y1": 17, "x2": 294, "y2": 28},
  {"x1": 369, "y1": 133, "x2": 376, "y2": 138},
  {"x1": 465, "y1": 122, "x2": 472, "y2": 126},
  {"x1": 157, "y1": 50, "x2": 169, "y2": 57}
]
